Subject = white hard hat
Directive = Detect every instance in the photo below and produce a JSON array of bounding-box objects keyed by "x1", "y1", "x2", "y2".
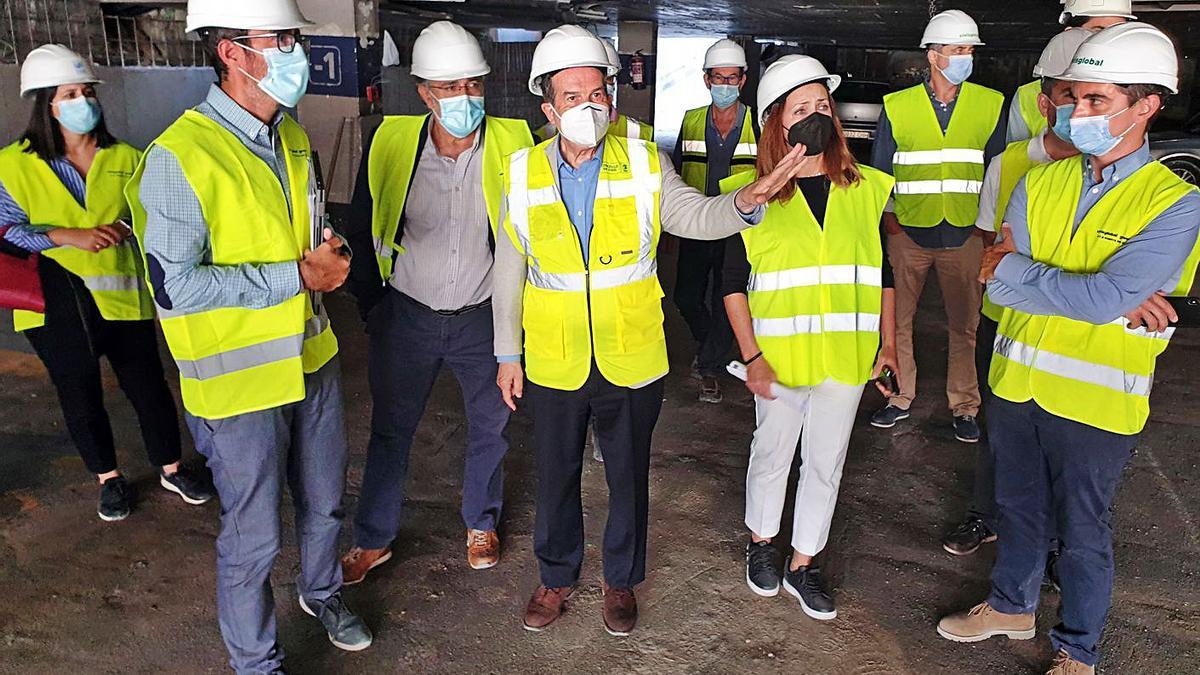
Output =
[
  {"x1": 185, "y1": 0, "x2": 313, "y2": 34},
  {"x1": 20, "y1": 44, "x2": 102, "y2": 98},
  {"x1": 920, "y1": 9, "x2": 985, "y2": 47},
  {"x1": 756, "y1": 55, "x2": 842, "y2": 128},
  {"x1": 411, "y1": 21, "x2": 490, "y2": 81},
  {"x1": 703, "y1": 39, "x2": 747, "y2": 70},
  {"x1": 1059, "y1": 22, "x2": 1179, "y2": 94},
  {"x1": 528, "y1": 25, "x2": 616, "y2": 96},
  {"x1": 601, "y1": 38, "x2": 621, "y2": 71},
  {"x1": 1059, "y1": 0, "x2": 1135, "y2": 25},
  {"x1": 1032, "y1": 28, "x2": 1092, "y2": 78}
]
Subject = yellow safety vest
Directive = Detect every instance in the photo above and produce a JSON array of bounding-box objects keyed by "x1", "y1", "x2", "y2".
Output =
[
  {"x1": 125, "y1": 110, "x2": 338, "y2": 420},
  {"x1": 502, "y1": 135, "x2": 666, "y2": 391},
  {"x1": 731, "y1": 166, "x2": 895, "y2": 387},
  {"x1": 0, "y1": 141, "x2": 153, "y2": 331},
  {"x1": 1015, "y1": 80, "x2": 1046, "y2": 142},
  {"x1": 534, "y1": 114, "x2": 653, "y2": 143},
  {"x1": 679, "y1": 105, "x2": 757, "y2": 191},
  {"x1": 989, "y1": 156, "x2": 1199, "y2": 435},
  {"x1": 981, "y1": 138, "x2": 1037, "y2": 322},
  {"x1": 883, "y1": 81, "x2": 1004, "y2": 227},
  {"x1": 367, "y1": 114, "x2": 534, "y2": 280}
]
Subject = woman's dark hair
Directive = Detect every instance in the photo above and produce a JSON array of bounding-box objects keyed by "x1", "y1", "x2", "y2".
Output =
[{"x1": 20, "y1": 86, "x2": 117, "y2": 163}]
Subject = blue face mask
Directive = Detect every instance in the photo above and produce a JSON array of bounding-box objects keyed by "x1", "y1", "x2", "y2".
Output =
[
  {"x1": 435, "y1": 94, "x2": 485, "y2": 138},
  {"x1": 1068, "y1": 105, "x2": 1134, "y2": 157},
  {"x1": 710, "y1": 84, "x2": 740, "y2": 110},
  {"x1": 936, "y1": 54, "x2": 973, "y2": 85},
  {"x1": 237, "y1": 44, "x2": 311, "y2": 108},
  {"x1": 56, "y1": 96, "x2": 101, "y2": 134},
  {"x1": 1051, "y1": 103, "x2": 1075, "y2": 143}
]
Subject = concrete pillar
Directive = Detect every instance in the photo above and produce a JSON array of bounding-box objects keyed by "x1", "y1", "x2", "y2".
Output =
[{"x1": 617, "y1": 21, "x2": 657, "y2": 125}]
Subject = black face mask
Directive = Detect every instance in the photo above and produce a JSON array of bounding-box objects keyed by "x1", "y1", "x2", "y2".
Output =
[{"x1": 787, "y1": 112, "x2": 834, "y2": 156}]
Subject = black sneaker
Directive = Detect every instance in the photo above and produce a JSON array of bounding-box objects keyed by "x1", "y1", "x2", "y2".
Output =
[
  {"x1": 745, "y1": 541, "x2": 780, "y2": 597},
  {"x1": 870, "y1": 404, "x2": 911, "y2": 428},
  {"x1": 782, "y1": 561, "x2": 836, "y2": 620},
  {"x1": 98, "y1": 476, "x2": 135, "y2": 522},
  {"x1": 299, "y1": 592, "x2": 372, "y2": 652},
  {"x1": 953, "y1": 415, "x2": 981, "y2": 443},
  {"x1": 699, "y1": 376, "x2": 723, "y2": 404},
  {"x1": 942, "y1": 516, "x2": 997, "y2": 556},
  {"x1": 1042, "y1": 548, "x2": 1061, "y2": 593},
  {"x1": 160, "y1": 465, "x2": 215, "y2": 505}
]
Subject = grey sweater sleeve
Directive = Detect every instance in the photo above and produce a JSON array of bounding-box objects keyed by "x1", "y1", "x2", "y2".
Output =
[
  {"x1": 657, "y1": 150, "x2": 763, "y2": 239},
  {"x1": 491, "y1": 196, "x2": 527, "y2": 360}
]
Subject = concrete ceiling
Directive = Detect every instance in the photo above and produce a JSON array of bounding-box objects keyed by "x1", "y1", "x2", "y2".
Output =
[{"x1": 383, "y1": 0, "x2": 1200, "y2": 53}]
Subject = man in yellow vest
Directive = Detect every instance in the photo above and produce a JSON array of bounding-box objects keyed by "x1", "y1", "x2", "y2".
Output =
[
  {"x1": 1006, "y1": 0, "x2": 1134, "y2": 143},
  {"x1": 341, "y1": 21, "x2": 533, "y2": 583},
  {"x1": 129, "y1": 1, "x2": 370, "y2": 670},
  {"x1": 494, "y1": 25, "x2": 807, "y2": 636},
  {"x1": 868, "y1": 9, "x2": 1006, "y2": 443},
  {"x1": 938, "y1": 24, "x2": 1200, "y2": 675},
  {"x1": 535, "y1": 36, "x2": 654, "y2": 143},
  {"x1": 941, "y1": 27, "x2": 1088, "y2": 558},
  {"x1": 672, "y1": 37, "x2": 759, "y2": 404}
]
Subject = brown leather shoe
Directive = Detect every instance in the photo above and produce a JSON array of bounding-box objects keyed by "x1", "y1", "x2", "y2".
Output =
[
  {"x1": 1046, "y1": 650, "x2": 1095, "y2": 675},
  {"x1": 467, "y1": 529, "x2": 500, "y2": 570},
  {"x1": 602, "y1": 585, "x2": 638, "y2": 637},
  {"x1": 340, "y1": 546, "x2": 392, "y2": 586},
  {"x1": 523, "y1": 585, "x2": 573, "y2": 632},
  {"x1": 937, "y1": 601, "x2": 1035, "y2": 643}
]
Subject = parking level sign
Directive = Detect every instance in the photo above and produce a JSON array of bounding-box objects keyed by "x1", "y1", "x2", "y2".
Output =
[{"x1": 307, "y1": 36, "x2": 359, "y2": 98}]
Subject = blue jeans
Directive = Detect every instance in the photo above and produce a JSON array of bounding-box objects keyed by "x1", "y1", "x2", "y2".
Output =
[
  {"x1": 187, "y1": 359, "x2": 348, "y2": 675},
  {"x1": 353, "y1": 291, "x2": 510, "y2": 549},
  {"x1": 986, "y1": 396, "x2": 1135, "y2": 666}
]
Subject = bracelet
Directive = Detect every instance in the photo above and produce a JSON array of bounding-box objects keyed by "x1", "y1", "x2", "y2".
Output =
[{"x1": 744, "y1": 351, "x2": 764, "y2": 365}]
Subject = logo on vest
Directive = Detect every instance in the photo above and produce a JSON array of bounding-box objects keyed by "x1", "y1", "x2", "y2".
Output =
[
  {"x1": 602, "y1": 161, "x2": 631, "y2": 174},
  {"x1": 1095, "y1": 229, "x2": 1130, "y2": 244},
  {"x1": 289, "y1": 149, "x2": 309, "y2": 159}
]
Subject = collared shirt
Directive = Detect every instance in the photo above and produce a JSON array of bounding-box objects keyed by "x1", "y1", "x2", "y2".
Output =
[
  {"x1": 870, "y1": 80, "x2": 1008, "y2": 249},
  {"x1": 670, "y1": 103, "x2": 749, "y2": 196},
  {"x1": 140, "y1": 84, "x2": 302, "y2": 314},
  {"x1": 975, "y1": 130, "x2": 1052, "y2": 232},
  {"x1": 988, "y1": 140, "x2": 1200, "y2": 324},
  {"x1": 557, "y1": 139, "x2": 605, "y2": 261},
  {"x1": 0, "y1": 155, "x2": 88, "y2": 252},
  {"x1": 387, "y1": 126, "x2": 492, "y2": 310}
]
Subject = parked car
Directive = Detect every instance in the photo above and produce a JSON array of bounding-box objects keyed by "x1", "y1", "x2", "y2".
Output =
[
  {"x1": 835, "y1": 79, "x2": 889, "y2": 143},
  {"x1": 1150, "y1": 113, "x2": 1200, "y2": 186}
]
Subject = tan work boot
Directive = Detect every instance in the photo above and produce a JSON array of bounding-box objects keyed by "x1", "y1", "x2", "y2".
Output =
[
  {"x1": 937, "y1": 601, "x2": 1036, "y2": 642},
  {"x1": 467, "y1": 529, "x2": 500, "y2": 570},
  {"x1": 523, "y1": 585, "x2": 574, "y2": 632},
  {"x1": 1046, "y1": 650, "x2": 1095, "y2": 675},
  {"x1": 340, "y1": 546, "x2": 392, "y2": 586}
]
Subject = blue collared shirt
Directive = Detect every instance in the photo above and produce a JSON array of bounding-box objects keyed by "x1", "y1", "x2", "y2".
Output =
[
  {"x1": 557, "y1": 140, "x2": 605, "y2": 262},
  {"x1": 988, "y1": 140, "x2": 1200, "y2": 324}
]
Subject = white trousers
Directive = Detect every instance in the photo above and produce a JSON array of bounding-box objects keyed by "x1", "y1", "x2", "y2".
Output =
[{"x1": 744, "y1": 378, "x2": 865, "y2": 556}]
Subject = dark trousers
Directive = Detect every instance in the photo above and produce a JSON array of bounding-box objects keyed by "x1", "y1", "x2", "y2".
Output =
[
  {"x1": 673, "y1": 238, "x2": 733, "y2": 377},
  {"x1": 23, "y1": 259, "x2": 180, "y2": 475},
  {"x1": 354, "y1": 290, "x2": 510, "y2": 549},
  {"x1": 526, "y1": 367, "x2": 664, "y2": 589},
  {"x1": 986, "y1": 396, "x2": 1135, "y2": 666},
  {"x1": 967, "y1": 313, "x2": 998, "y2": 525}
]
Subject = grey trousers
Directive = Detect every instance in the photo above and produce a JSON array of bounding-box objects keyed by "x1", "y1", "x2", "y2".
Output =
[{"x1": 186, "y1": 359, "x2": 348, "y2": 675}]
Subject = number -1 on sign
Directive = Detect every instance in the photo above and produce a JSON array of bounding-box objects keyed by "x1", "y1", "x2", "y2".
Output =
[{"x1": 309, "y1": 44, "x2": 342, "y2": 87}]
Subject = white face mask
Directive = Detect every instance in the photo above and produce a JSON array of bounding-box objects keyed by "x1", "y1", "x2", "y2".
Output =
[{"x1": 553, "y1": 102, "x2": 610, "y2": 148}]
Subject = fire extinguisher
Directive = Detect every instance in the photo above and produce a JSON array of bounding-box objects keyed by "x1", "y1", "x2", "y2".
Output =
[{"x1": 630, "y1": 50, "x2": 647, "y2": 91}]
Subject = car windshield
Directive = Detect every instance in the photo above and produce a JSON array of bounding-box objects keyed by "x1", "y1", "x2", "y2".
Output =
[{"x1": 835, "y1": 81, "x2": 890, "y2": 104}]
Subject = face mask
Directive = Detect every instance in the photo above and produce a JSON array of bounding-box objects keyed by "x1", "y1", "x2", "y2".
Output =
[
  {"x1": 1069, "y1": 105, "x2": 1134, "y2": 157},
  {"x1": 710, "y1": 84, "x2": 740, "y2": 110},
  {"x1": 55, "y1": 96, "x2": 101, "y2": 134},
  {"x1": 554, "y1": 102, "x2": 609, "y2": 148},
  {"x1": 787, "y1": 112, "x2": 834, "y2": 156},
  {"x1": 1051, "y1": 103, "x2": 1075, "y2": 143},
  {"x1": 433, "y1": 94, "x2": 485, "y2": 138},
  {"x1": 236, "y1": 43, "x2": 311, "y2": 108},
  {"x1": 936, "y1": 54, "x2": 973, "y2": 85}
]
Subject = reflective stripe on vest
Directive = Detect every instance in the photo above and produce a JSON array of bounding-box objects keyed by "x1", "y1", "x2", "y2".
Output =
[
  {"x1": 611, "y1": 114, "x2": 654, "y2": 142},
  {"x1": 739, "y1": 165, "x2": 895, "y2": 388},
  {"x1": 882, "y1": 81, "x2": 1004, "y2": 227},
  {"x1": 368, "y1": 115, "x2": 534, "y2": 280},
  {"x1": 679, "y1": 105, "x2": 757, "y2": 191},
  {"x1": 981, "y1": 139, "x2": 1038, "y2": 322},
  {"x1": 0, "y1": 141, "x2": 153, "y2": 332},
  {"x1": 1016, "y1": 80, "x2": 1047, "y2": 140},
  {"x1": 989, "y1": 156, "x2": 1199, "y2": 435},
  {"x1": 501, "y1": 136, "x2": 666, "y2": 390},
  {"x1": 125, "y1": 110, "x2": 338, "y2": 420}
]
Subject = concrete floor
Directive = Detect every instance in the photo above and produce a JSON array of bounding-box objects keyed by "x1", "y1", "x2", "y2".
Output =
[{"x1": 1, "y1": 273, "x2": 1198, "y2": 675}]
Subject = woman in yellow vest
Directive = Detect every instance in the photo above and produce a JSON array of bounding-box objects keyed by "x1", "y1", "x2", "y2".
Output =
[
  {"x1": 0, "y1": 45, "x2": 211, "y2": 522},
  {"x1": 721, "y1": 56, "x2": 897, "y2": 619}
]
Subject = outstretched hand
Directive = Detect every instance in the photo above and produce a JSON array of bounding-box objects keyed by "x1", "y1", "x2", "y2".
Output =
[{"x1": 734, "y1": 143, "x2": 811, "y2": 213}]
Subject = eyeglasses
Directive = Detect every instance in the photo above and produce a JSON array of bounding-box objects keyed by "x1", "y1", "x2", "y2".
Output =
[
  {"x1": 427, "y1": 80, "x2": 485, "y2": 96},
  {"x1": 231, "y1": 31, "x2": 309, "y2": 54},
  {"x1": 708, "y1": 73, "x2": 743, "y2": 85}
]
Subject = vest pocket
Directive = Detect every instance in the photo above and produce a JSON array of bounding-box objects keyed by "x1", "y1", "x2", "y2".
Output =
[
  {"x1": 522, "y1": 286, "x2": 566, "y2": 359},
  {"x1": 613, "y1": 280, "x2": 665, "y2": 353}
]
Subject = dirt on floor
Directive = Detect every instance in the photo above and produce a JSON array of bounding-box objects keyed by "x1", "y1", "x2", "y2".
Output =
[{"x1": 0, "y1": 273, "x2": 1198, "y2": 675}]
